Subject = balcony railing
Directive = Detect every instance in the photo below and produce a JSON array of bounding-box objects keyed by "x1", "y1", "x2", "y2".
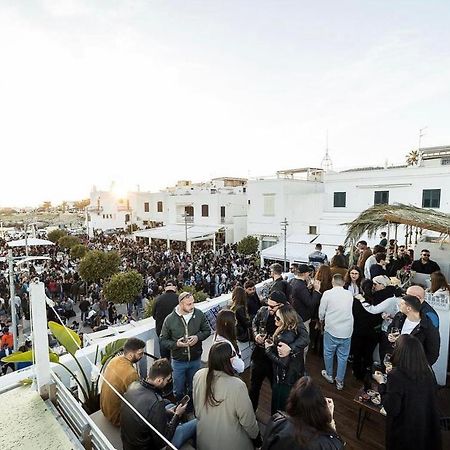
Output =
[{"x1": 49, "y1": 372, "x2": 116, "y2": 450}]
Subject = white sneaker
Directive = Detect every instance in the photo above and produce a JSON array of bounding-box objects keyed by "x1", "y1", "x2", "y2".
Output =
[
  {"x1": 321, "y1": 370, "x2": 334, "y2": 384},
  {"x1": 335, "y1": 379, "x2": 344, "y2": 390}
]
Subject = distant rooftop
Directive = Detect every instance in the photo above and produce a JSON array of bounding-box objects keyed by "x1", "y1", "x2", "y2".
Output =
[
  {"x1": 340, "y1": 164, "x2": 408, "y2": 173},
  {"x1": 276, "y1": 167, "x2": 323, "y2": 175},
  {"x1": 421, "y1": 145, "x2": 450, "y2": 159}
]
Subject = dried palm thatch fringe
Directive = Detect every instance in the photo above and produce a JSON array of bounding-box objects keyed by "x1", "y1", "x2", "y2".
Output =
[{"x1": 343, "y1": 203, "x2": 450, "y2": 246}]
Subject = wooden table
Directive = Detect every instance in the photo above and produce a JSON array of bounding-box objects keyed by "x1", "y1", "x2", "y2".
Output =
[{"x1": 353, "y1": 386, "x2": 386, "y2": 439}]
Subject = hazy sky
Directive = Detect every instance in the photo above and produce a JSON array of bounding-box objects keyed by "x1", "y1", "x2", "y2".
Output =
[{"x1": 1, "y1": 0, "x2": 450, "y2": 206}]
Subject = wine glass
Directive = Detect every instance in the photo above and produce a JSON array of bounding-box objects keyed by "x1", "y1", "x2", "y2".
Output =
[
  {"x1": 383, "y1": 354, "x2": 393, "y2": 373},
  {"x1": 391, "y1": 327, "x2": 400, "y2": 339}
]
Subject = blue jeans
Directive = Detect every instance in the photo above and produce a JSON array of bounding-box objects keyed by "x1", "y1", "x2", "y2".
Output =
[
  {"x1": 172, "y1": 358, "x2": 201, "y2": 401},
  {"x1": 165, "y1": 404, "x2": 197, "y2": 448},
  {"x1": 323, "y1": 331, "x2": 351, "y2": 383}
]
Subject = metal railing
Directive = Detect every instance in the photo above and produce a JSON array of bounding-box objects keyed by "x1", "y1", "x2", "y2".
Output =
[{"x1": 50, "y1": 371, "x2": 116, "y2": 450}]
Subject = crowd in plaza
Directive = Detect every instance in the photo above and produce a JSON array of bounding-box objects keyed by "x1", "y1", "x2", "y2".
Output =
[{"x1": 0, "y1": 232, "x2": 448, "y2": 449}]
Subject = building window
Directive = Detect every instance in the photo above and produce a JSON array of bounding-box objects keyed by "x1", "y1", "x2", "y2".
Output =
[
  {"x1": 243, "y1": 187, "x2": 247, "y2": 193},
  {"x1": 201, "y1": 204, "x2": 209, "y2": 217},
  {"x1": 248, "y1": 199, "x2": 251, "y2": 205},
  {"x1": 157, "y1": 201, "x2": 163, "y2": 212},
  {"x1": 374, "y1": 190, "x2": 389, "y2": 205},
  {"x1": 333, "y1": 192, "x2": 346, "y2": 208},
  {"x1": 309, "y1": 226, "x2": 317, "y2": 235},
  {"x1": 144, "y1": 202, "x2": 149, "y2": 212},
  {"x1": 422, "y1": 189, "x2": 441, "y2": 208},
  {"x1": 263, "y1": 194, "x2": 275, "y2": 216},
  {"x1": 143, "y1": 220, "x2": 148, "y2": 225}
]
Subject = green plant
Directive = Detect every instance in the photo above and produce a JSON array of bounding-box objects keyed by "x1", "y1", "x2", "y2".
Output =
[
  {"x1": 1, "y1": 324, "x2": 128, "y2": 414},
  {"x1": 143, "y1": 298, "x2": 156, "y2": 318},
  {"x1": 58, "y1": 235, "x2": 81, "y2": 250},
  {"x1": 103, "y1": 271, "x2": 144, "y2": 305},
  {"x1": 181, "y1": 285, "x2": 208, "y2": 303},
  {"x1": 70, "y1": 244, "x2": 88, "y2": 259},
  {"x1": 237, "y1": 235, "x2": 259, "y2": 255},
  {"x1": 47, "y1": 229, "x2": 67, "y2": 243},
  {"x1": 78, "y1": 250, "x2": 120, "y2": 283}
]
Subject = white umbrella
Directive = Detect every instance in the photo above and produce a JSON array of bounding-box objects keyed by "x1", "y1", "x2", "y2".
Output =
[{"x1": 7, "y1": 238, "x2": 55, "y2": 247}]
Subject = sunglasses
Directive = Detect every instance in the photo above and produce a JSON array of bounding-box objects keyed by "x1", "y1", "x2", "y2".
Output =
[
  {"x1": 422, "y1": 253, "x2": 430, "y2": 256},
  {"x1": 268, "y1": 303, "x2": 281, "y2": 310}
]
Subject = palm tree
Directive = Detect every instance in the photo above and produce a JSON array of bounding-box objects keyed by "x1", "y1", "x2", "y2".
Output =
[{"x1": 406, "y1": 149, "x2": 421, "y2": 166}]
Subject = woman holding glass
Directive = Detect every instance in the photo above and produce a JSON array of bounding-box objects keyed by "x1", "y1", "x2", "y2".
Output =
[
  {"x1": 373, "y1": 334, "x2": 441, "y2": 450},
  {"x1": 265, "y1": 304, "x2": 304, "y2": 413}
]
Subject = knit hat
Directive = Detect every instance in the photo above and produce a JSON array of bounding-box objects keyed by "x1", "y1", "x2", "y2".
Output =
[
  {"x1": 372, "y1": 275, "x2": 391, "y2": 287},
  {"x1": 298, "y1": 264, "x2": 312, "y2": 274},
  {"x1": 268, "y1": 291, "x2": 288, "y2": 304}
]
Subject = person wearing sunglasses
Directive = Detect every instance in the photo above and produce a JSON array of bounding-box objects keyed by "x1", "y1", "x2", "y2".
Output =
[
  {"x1": 411, "y1": 249, "x2": 440, "y2": 275},
  {"x1": 249, "y1": 291, "x2": 309, "y2": 412},
  {"x1": 265, "y1": 304, "x2": 305, "y2": 413}
]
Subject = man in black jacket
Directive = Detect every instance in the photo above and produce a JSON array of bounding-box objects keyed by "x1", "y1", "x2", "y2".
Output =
[
  {"x1": 249, "y1": 291, "x2": 309, "y2": 411},
  {"x1": 244, "y1": 279, "x2": 262, "y2": 319},
  {"x1": 153, "y1": 280, "x2": 179, "y2": 359},
  {"x1": 289, "y1": 264, "x2": 321, "y2": 362},
  {"x1": 269, "y1": 263, "x2": 290, "y2": 298},
  {"x1": 387, "y1": 295, "x2": 440, "y2": 366},
  {"x1": 121, "y1": 358, "x2": 197, "y2": 450}
]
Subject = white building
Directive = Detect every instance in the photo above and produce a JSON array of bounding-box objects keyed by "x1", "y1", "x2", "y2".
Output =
[
  {"x1": 87, "y1": 178, "x2": 248, "y2": 248},
  {"x1": 257, "y1": 146, "x2": 450, "y2": 263},
  {"x1": 247, "y1": 168, "x2": 324, "y2": 250}
]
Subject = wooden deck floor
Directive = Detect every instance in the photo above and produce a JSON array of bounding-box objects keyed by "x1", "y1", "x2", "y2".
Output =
[{"x1": 244, "y1": 351, "x2": 450, "y2": 450}]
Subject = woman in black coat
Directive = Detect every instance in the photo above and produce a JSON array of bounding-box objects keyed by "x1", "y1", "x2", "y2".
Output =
[
  {"x1": 262, "y1": 376, "x2": 344, "y2": 450},
  {"x1": 265, "y1": 305, "x2": 305, "y2": 414},
  {"x1": 373, "y1": 334, "x2": 442, "y2": 450},
  {"x1": 351, "y1": 278, "x2": 382, "y2": 381},
  {"x1": 230, "y1": 286, "x2": 252, "y2": 342}
]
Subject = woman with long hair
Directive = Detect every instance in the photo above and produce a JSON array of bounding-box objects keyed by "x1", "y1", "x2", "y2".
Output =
[
  {"x1": 430, "y1": 270, "x2": 450, "y2": 294},
  {"x1": 373, "y1": 334, "x2": 442, "y2": 450},
  {"x1": 265, "y1": 304, "x2": 304, "y2": 413},
  {"x1": 344, "y1": 265, "x2": 363, "y2": 296},
  {"x1": 193, "y1": 342, "x2": 260, "y2": 450},
  {"x1": 330, "y1": 255, "x2": 347, "y2": 277},
  {"x1": 213, "y1": 309, "x2": 245, "y2": 373},
  {"x1": 262, "y1": 376, "x2": 344, "y2": 450},
  {"x1": 315, "y1": 265, "x2": 333, "y2": 293},
  {"x1": 230, "y1": 285, "x2": 252, "y2": 342}
]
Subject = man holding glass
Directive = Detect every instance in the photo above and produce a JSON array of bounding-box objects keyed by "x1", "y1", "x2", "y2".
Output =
[
  {"x1": 387, "y1": 295, "x2": 440, "y2": 366},
  {"x1": 249, "y1": 291, "x2": 309, "y2": 411}
]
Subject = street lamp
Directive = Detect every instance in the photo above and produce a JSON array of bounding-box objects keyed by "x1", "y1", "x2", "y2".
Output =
[
  {"x1": 6, "y1": 250, "x2": 51, "y2": 351},
  {"x1": 280, "y1": 218, "x2": 289, "y2": 272}
]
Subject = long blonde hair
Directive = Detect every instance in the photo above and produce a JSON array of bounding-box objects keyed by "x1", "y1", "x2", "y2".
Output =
[{"x1": 273, "y1": 304, "x2": 299, "y2": 340}]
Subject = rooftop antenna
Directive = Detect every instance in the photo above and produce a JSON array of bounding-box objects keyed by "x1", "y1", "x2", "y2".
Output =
[
  {"x1": 418, "y1": 126, "x2": 427, "y2": 166},
  {"x1": 321, "y1": 130, "x2": 333, "y2": 172}
]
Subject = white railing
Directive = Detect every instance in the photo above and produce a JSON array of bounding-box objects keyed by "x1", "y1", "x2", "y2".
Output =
[{"x1": 50, "y1": 371, "x2": 116, "y2": 450}]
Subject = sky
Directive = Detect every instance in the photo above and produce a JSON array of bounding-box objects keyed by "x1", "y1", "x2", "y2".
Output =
[{"x1": 1, "y1": 0, "x2": 450, "y2": 206}]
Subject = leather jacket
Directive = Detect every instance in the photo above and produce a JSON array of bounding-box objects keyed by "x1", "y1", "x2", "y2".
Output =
[
  {"x1": 121, "y1": 380, "x2": 180, "y2": 449},
  {"x1": 262, "y1": 412, "x2": 344, "y2": 450}
]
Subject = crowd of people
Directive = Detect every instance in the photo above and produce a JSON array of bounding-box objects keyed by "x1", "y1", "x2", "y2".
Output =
[
  {"x1": 1, "y1": 231, "x2": 448, "y2": 449},
  {"x1": 97, "y1": 235, "x2": 447, "y2": 450}
]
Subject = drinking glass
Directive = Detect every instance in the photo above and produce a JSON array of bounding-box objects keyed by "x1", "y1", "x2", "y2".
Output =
[
  {"x1": 391, "y1": 327, "x2": 400, "y2": 338},
  {"x1": 383, "y1": 354, "x2": 393, "y2": 372}
]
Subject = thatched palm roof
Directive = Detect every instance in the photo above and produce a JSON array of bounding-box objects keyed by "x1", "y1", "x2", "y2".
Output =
[{"x1": 344, "y1": 203, "x2": 450, "y2": 245}]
